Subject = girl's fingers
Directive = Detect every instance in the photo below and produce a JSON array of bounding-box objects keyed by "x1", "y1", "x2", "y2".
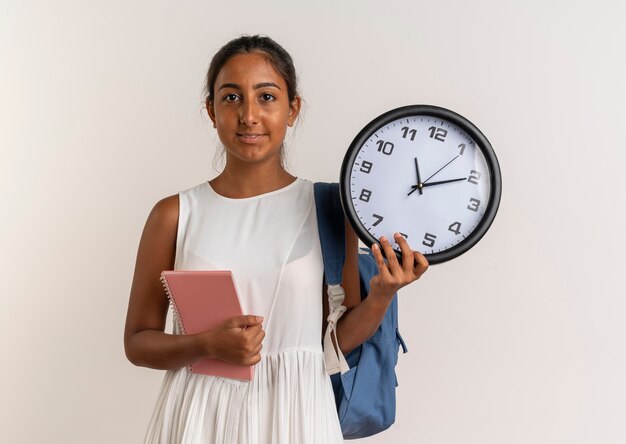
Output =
[
  {"x1": 413, "y1": 251, "x2": 429, "y2": 277},
  {"x1": 393, "y1": 232, "x2": 415, "y2": 273},
  {"x1": 251, "y1": 341, "x2": 263, "y2": 356},
  {"x1": 379, "y1": 235, "x2": 401, "y2": 273},
  {"x1": 253, "y1": 326, "x2": 266, "y2": 343},
  {"x1": 371, "y1": 243, "x2": 391, "y2": 278},
  {"x1": 373, "y1": 235, "x2": 429, "y2": 290}
]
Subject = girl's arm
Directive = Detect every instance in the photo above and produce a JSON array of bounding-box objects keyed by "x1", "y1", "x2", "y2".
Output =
[
  {"x1": 328, "y1": 220, "x2": 428, "y2": 355},
  {"x1": 124, "y1": 196, "x2": 264, "y2": 370}
]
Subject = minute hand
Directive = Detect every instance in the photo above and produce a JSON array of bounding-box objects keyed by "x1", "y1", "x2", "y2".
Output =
[{"x1": 412, "y1": 177, "x2": 467, "y2": 189}]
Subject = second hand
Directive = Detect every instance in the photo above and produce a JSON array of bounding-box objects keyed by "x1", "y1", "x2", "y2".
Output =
[{"x1": 421, "y1": 154, "x2": 460, "y2": 185}]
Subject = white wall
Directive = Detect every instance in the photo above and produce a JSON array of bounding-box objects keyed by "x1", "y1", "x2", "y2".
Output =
[{"x1": 2, "y1": 1, "x2": 625, "y2": 443}]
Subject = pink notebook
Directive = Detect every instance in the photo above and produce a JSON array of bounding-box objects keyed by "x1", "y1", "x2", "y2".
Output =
[{"x1": 160, "y1": 270, "x2": 254, "y2": 381}]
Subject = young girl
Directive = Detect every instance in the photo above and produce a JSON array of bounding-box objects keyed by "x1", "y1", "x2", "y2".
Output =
[{"x1": 124, "y1": 35, "x2": 428, "y2": 444}]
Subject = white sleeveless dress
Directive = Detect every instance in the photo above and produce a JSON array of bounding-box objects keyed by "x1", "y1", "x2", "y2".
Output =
[{"x1": 144, "y1": 178, "x2": 344, "y2": 444}]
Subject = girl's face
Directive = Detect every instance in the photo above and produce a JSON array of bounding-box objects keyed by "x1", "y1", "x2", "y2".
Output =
[{"x1": 208, "y1": 52, "x2": 301, "y2": 167}]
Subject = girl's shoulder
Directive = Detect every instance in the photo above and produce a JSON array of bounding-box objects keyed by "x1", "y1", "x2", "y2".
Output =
[{"x1": 145, "y1": 194, "x2": 179, "y2": 235}]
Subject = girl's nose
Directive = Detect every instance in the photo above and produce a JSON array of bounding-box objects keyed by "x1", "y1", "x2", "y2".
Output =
[{"x1": 240, "y1": 99, "x2": 259, "y2": 126}]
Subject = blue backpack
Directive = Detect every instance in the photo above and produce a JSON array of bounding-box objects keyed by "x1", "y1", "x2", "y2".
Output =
[{"x1": 313, "y1": 182, "x2": 408, "y2": 439}]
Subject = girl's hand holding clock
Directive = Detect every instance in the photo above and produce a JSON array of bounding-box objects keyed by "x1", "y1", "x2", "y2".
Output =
[{"x1": 369, "y1": 232, "x2": 429, "y2": 301}]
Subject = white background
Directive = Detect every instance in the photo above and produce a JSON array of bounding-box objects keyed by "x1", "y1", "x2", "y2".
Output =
[{"x1": 2, "y1": 1, "x2": 625, "y2": 443}]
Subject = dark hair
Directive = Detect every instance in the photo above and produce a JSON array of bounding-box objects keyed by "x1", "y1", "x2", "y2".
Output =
[{"x1": 205, "y1": 35, "x2": 299, "y2": 103}]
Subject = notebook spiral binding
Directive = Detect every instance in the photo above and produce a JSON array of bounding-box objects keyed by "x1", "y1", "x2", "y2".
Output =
[{"x1": 160, "y1": 274, "x2": 187, "y2": 336}]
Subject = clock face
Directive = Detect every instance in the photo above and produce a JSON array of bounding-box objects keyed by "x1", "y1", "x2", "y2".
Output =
[{"x1": 340, "y1": 105, "x2": 501, "y2": 265}]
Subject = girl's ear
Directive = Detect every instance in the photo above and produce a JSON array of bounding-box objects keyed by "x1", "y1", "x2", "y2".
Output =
[
  {"x1": 206, "y1": 99, "x2": 217, "y2": 128},
  {"x1": 287, "y1": 95, "x2": 302, "y2": 127}
]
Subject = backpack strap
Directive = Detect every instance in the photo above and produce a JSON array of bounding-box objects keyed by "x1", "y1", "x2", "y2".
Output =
[{"x1": 314, "y1": 182, "x2": 349, "y2": 375}]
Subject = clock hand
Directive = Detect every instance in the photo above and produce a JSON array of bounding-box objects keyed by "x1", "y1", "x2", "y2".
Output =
[
  {"x1": 407, "y1": 157, "x2": 424, "y2": 196},
  {"x1": 411, "y1": 177, "x2": 467, "y2": 188},
  {"x1": 408, "y1": 155, "x2": 461, "y2": 196},
  {"x1": 422, "y1": 155, "x2": 460, "y2": 185},
  {"x1": 414, "y1": 157, "x2": 423, "y2": 195}
]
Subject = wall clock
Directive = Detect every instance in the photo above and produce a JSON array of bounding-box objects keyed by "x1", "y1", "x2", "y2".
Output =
[{"x1": 340, "y1": 105, "x2": 502, "y2": 265}]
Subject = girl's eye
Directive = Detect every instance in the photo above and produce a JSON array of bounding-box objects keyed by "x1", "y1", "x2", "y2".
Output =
[
  {"x1": 261, "y1": 93, "x2": 275, "y2": 102},
  {"x1": 224, "y1": 93, "x2": 239, "y2": 102}
]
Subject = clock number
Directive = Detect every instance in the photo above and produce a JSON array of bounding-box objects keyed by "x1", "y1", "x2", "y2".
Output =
[
  {"x1": 458, "y1": 143, "x2": 466, "y2": 155},
  {"x1": 359, "y1": 160, "x2": 373, "y2": 174},
  {"x1": 359, "y1": 188, "x2": 372, "y2": 202},
  {"x1": 372, "y1": 213, "x2": 384, "y2": 226},
  {"x1": 401, "y1": 126, "x2": 417, "y2": 141},
  {"x1": 467, "y1": 198, "x2": 481, "y2": 212},
  {"x1": 422, "y1": 232, "x2": 437, "y2": 248},
  {"x1": 375, "y1": 140, "x2": 394, "y2": 155},
  {"x1": 428, "y1": 126, "x2": 448, "y2": 142},
  {"x1": 448, "y1": 222, "x2": 462, "y2": 235},
  {"x1": 468, "y1": 170, "x2": 481, "y2": 185},
  {"x1": 399, "y1": 232, "x2": 408, "y2": 239}
]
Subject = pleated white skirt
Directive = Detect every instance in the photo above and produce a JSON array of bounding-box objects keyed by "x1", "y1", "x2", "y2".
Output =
[{"x1": 144, "y1": 349, "x2": 343, "y2": 443}]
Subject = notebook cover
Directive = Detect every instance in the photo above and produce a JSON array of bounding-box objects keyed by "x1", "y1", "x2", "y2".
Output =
[{"x1": 160, "y1": 270, "x2": 254, "y2": 381}]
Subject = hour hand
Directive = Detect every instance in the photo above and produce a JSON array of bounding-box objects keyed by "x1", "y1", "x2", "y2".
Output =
[
  {"x1": 413, "y1": 177, "x2": 467, "y2": 189},
  {"x1": 414, "y1": 157, "x2": 423, "y2": 195},
  {"x1": 407, "y1": 157, "x2": 424, "y2": 196}
]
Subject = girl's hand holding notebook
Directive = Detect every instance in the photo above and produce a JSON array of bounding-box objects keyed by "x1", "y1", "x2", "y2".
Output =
[
  {"x1": 205, "y1": 315, "x2": 265, "y2": 367},
  {"x1": 160, "y1": 270, "x2": 263, "y2": 380}
]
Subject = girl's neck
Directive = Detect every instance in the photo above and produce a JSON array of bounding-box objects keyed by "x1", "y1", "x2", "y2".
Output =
[{"x1": 209, "y1": 162, "x2": 296, "y2": 199}]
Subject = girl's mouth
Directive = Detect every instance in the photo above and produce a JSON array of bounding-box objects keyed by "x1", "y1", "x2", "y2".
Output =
[{"x1": 237, "y1": 133, "x2": 266, "y2": 144}]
